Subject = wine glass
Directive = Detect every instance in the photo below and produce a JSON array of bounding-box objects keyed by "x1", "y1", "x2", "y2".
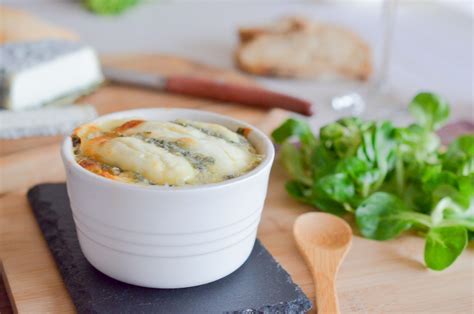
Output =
[{"x1": 310, "y1": 0, "x2": 408, "y2": 128}]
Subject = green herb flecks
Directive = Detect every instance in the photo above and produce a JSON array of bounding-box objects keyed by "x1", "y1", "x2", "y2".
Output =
[
  {"x1": 173, "y1": 120, "x2": 247, "y2": 145},
  {"x1": 134, "y1": 134, "x2": 215, "y2": 171}
]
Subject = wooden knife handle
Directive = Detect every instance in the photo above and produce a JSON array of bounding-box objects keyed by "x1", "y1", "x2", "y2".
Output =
[{"x1": 165, "y1": 76, "x2": 314, "y2": 116}]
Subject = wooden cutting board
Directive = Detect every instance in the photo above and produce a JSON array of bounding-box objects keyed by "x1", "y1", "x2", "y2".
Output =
[{"x1": 1, "y1": 55, "x2": 473, "y2": 314}]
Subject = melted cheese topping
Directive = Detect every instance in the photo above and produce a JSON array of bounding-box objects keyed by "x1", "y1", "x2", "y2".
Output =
[{"x1": 72, "y1": 119, "x2": 261, "y2": 186}]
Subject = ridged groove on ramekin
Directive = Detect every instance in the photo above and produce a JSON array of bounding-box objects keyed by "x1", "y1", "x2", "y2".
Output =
[
  {"x1": 76, "y1": 225, "x2": 258, "y2": 258},
  {"x1": 79, "y1": 232, "x2": 256, "y2": 289},
  {"x1": 73, "y1": 212, "x2": 261, "y2": 247},
  {"x1": 70, "y1": 202, "x2": 264, "y2": 235}
]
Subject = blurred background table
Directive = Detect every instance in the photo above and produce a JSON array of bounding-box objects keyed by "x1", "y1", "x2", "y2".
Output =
[{"x1": 4, "y1": 0, "x2": 473, "y2": 113}]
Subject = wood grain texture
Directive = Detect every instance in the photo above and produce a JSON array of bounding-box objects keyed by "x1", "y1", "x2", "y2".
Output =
[
  {"x1": 0, "y1": 5, "x2": 78, "y2": 44},
  {"x1": 1, "y1": 55, "x2": 473, "y2": 314},
  {"x1": 0, "y1": 143, "x2": 63, "y2": 194},
  {"x1": 0, "y1": 272, "x2": 14, "y2": 314}
]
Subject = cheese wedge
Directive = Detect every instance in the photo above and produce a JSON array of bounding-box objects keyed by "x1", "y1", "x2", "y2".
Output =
[{"x1": 0, "y1": 40, "x2": 103, "y2": 110}]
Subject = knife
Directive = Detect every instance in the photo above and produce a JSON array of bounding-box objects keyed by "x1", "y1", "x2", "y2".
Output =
[{"x1": 102, "y1": 67, "x2": 314, "y2": 116}]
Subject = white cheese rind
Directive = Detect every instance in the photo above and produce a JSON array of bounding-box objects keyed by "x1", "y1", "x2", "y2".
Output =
[{"x1": 1, "y1": 40, "x2": 103, "y2": 110}]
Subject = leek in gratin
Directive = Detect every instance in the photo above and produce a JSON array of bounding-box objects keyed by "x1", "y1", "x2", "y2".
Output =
[{"x1": 72, "y1": 119, "x2": 263, "y2": 186}]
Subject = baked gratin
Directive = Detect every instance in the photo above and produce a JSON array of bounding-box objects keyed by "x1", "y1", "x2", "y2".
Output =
[{"x1": 72, "y1": 119, "x2": 263, "y2": 186}]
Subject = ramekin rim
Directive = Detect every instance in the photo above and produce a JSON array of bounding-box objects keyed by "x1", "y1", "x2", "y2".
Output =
[{"x1": 61, "y1": 108, "x2": 275, "y2": 192}]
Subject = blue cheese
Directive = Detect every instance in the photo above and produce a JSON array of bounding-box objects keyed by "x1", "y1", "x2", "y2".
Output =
[
  {"x1": 0, "y1": 40, "x2": 103, "y2": 110},
  {"x1": 82, "y1": 136, "x2": 196, "y2": 186},
  {"x1": 73, "y1": 119, "x2": 262, "y2": 186}
]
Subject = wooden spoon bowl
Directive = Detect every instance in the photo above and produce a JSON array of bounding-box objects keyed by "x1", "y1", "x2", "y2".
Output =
[{"x1": 294, "y1": 212, "x2": 352, "y2": 314}]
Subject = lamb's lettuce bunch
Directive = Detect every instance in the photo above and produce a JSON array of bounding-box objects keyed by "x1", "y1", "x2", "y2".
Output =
[{"x1": 272, "y1": 92, "x2": 473, "y2": 271}]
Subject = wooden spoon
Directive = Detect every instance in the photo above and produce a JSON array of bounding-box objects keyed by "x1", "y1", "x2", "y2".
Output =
[{"x1": 294, "y1": 212, "x2": 352, "y2": 314}]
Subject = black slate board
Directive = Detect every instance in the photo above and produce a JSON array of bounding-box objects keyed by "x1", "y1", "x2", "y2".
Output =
[{"x1": 28, "y1": 183, "x2": 312, "y2": 314}]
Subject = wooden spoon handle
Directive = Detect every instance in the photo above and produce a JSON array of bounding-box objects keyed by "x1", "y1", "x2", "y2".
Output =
[{"x1": 313, "y1": 272, "x2": 340, "y2": 314}]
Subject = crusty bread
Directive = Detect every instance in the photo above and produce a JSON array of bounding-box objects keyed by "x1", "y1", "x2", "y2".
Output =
[
  {"x1": 239, "y1": 16, "x2": 312, "y2": 44},
  {"x1": 0, "y1": 6, "x2": 78, "y2": 44},
  {"x1": 236, "y1": 17, "x2": 372, "y2": 80}
]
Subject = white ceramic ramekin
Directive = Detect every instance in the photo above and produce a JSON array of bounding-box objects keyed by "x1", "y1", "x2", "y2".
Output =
[{"x1": 61, "y1": 108, "x2": 274, "y2": 288}]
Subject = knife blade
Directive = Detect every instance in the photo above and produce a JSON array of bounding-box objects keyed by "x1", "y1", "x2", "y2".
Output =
[{"x1": 102, "y1": 67, "x2": 314, "y2": 116}]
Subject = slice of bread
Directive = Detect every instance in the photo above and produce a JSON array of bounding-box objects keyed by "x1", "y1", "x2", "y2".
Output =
[
  {"x1": 238, "y1": 16, "x2": 312, "y2": 44},
  {"x1": 236, "y1": 17, "x2": 372, "y2": 80}
]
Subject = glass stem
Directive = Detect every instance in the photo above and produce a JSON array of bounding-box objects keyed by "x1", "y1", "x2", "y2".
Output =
[{"x1": 372, "y1": 0, "x2": 398, "y2": 93}]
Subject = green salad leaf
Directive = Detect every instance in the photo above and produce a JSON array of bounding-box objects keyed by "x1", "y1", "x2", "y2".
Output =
[
  {"x1": 272, "y1": 91, "x2": 473, "y2": 271},
  {"x1": 316, "y1": 173, "x2": 355, "y2": 206},
  {"x1": 279, "y1": 142, "x2": 311, "y2": 185},
  {"x1": 442, "y1": 135, "x2": 474, "y2": 176},
  {"x1": 425, "y1": 226, "x2": 467, "y2": 271},
  {"x1": 356, "y1": 192, "x2": 413, "y2": 240},
  {"x1": 271, "y1": 118, "x2": 316, "y2": 146},
  {"x1": 320, "y1": 117, "x2": 364, "y2": 158},
  {"x1": 409, "y1": 92, "x2": 450, "y2": 131},
  {"x1": 336, "y1": 157, "x2": 381, "y2": 198}
]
